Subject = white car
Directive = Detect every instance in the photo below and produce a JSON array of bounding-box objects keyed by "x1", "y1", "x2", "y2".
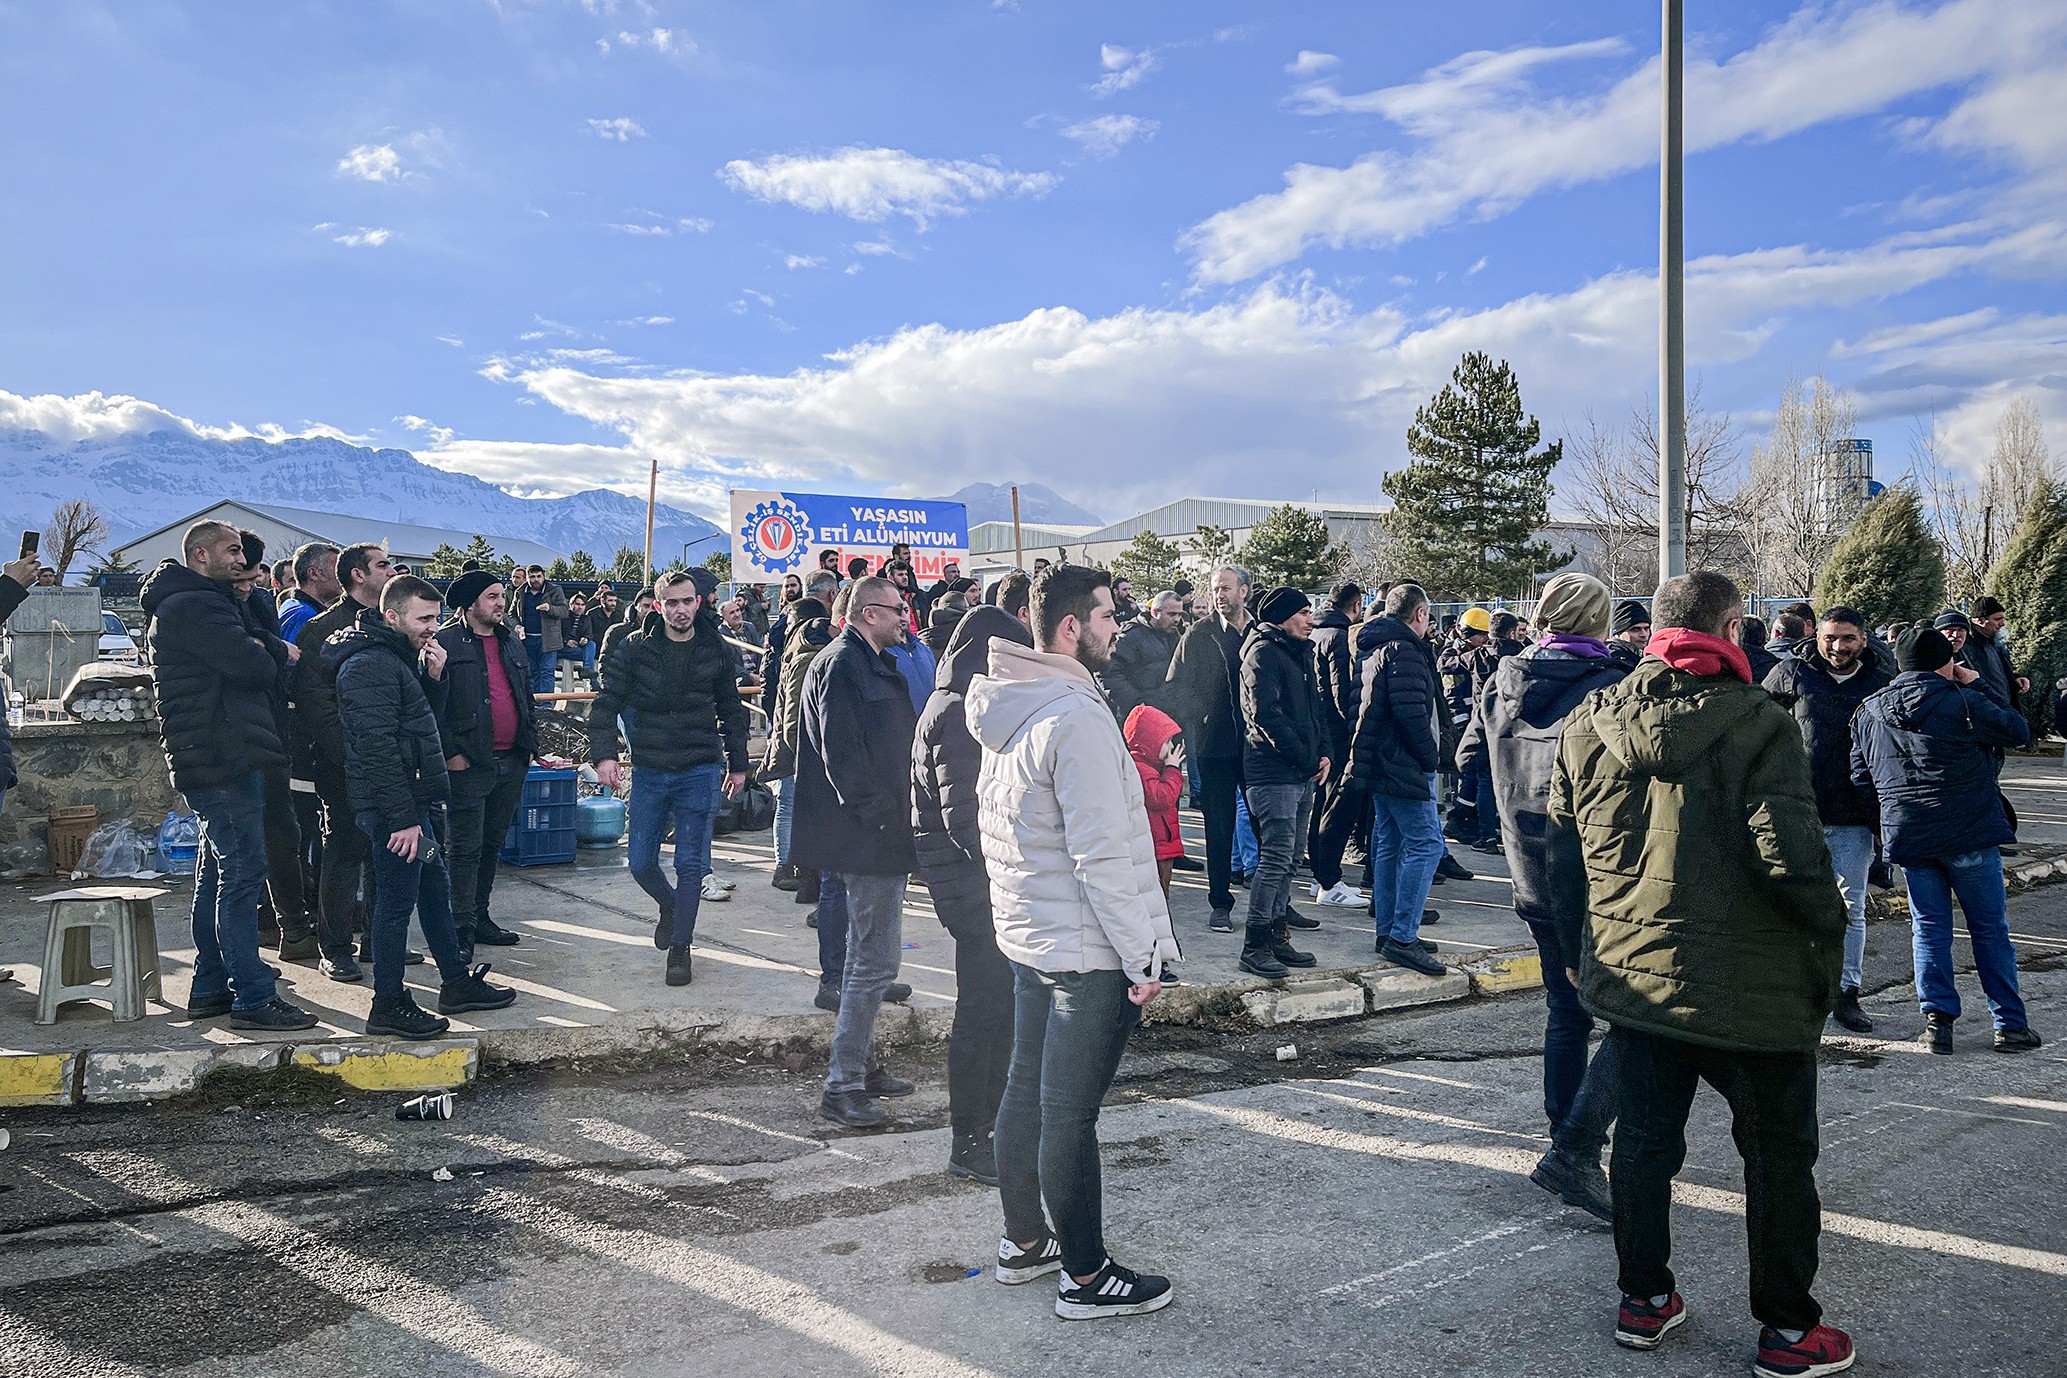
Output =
[{"x1": 98, "y1": 611, "x2": 139, "y2": 663}]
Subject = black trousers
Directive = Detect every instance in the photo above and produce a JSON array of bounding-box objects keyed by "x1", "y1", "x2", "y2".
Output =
[
  {"x1": 312, "y1": 766, "x2": 374, "y2": 957},
  {"x1": 937, "y1": 896, "x2": 1014, "y2": 1141},
  {"x1": 1609, "y1": 1025, "x2": 1824, "y2": 1332},
  {"x1": 259, "y1": 767, "x2": 311, "y2": 935},
  {"x1": 1197, "y1": 756, "x2": 1242, "y2": 913},
  {"x1": 446, "y1": 749, "x2": 528, "y2": 941},
  {"x1": 1308, "y1": 778, "x2": 1366, "y2": 891}
]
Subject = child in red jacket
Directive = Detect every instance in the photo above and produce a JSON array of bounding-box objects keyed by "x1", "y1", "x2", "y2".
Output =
[{"x1": 1124, "y1": 705, "x2": 1187, "y2": 898}]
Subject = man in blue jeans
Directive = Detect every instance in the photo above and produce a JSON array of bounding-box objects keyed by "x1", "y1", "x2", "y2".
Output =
[
  {"x1": 967, "y1": 564, "x2": 1181, "y2": 1320},
  {"x1": 513, "y1": 565, "x2": 570, "y2": 696},
  {"x1": 1346, "y1": 583, "x2": 1448, "y2": 976},
  {"x1": 589, "y1": 570, "x2": 750, "y2": 988},
  {"x1": 1853, "y1": 623, "x2": 2041, "y2": 1055},
  {"x1": 143, "y1": 520, "x2": 317, "y2": 1031}
]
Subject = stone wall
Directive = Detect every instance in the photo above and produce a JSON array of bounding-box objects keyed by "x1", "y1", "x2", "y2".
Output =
[{"x1": 1, "y1": 719, "x2": 181, "y2": 875}]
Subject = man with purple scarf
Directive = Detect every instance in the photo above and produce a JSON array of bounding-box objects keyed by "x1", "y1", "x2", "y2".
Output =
[{"x1": 1458, "y1": 572, "x2": 1629, "y2": 1220}]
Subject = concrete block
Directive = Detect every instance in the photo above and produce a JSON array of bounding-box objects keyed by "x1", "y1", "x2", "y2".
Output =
[
  {"x1": 0, "y1": 1051, "x2": 77, "y2": 1106},
  {"x1": 1466, "y1": 951, "x2": 1544, "y2": 995},
  {"x1": 1355, "y1": 966, "x2": 1471, "y2": 1011},
  {"x1": 81, "y1": 1045, "x2": 284, "y2": 1103},
  {"x1": 1240, "y1": 978, "x2": 1367, "y2": 1026},
  {"x1": 292, "y1": 1039, "x2": 479, "y2": 1091}
]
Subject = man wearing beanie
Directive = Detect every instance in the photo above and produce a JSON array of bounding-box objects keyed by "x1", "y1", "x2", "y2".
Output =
[
  {"x1": 1459, "y1": 571, "x2": 1626, "y2": 1221},
  {"x1": 1852, "y1": 624, "x2": 2039, "y2": 1056},
  {"x1": 1607, "y1": 600, "x2": 1650, "y2": 671},
  {"x1": 1236, "y1": 587, "x2": 1329, "y2": 979},
  {"x1": 433, "y1": 570, "x2": 534, "y2": 961}
]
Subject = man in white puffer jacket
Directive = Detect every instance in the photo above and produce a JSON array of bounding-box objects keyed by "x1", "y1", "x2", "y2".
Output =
[{"x1": 966, "y1": 564, "x2": 1183, "y2": 1322}]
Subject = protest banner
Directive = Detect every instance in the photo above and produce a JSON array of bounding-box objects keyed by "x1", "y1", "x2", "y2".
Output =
[{"x1": 730, "y1": 489, "x2": 970, "y2": 583}]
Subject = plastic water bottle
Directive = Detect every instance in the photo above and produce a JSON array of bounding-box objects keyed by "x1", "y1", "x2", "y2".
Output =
[{"x1": 157, "y1": 810, "x2": 200, "y2": 875}]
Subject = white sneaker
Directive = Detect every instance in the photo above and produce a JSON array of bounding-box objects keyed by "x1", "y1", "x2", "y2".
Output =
[
  {"x1": 1316, "y1": 882, "x2": 1367, "y2": 907},
  {"x1": 700, "y1": 874, "x2": 731, "y2": 902}
]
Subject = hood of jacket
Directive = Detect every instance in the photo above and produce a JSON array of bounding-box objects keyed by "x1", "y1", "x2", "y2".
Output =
[
  {"x1": 1124, "y1": 703, "x2": 1182, "y2": 760},
  {"x1": 1315, "y1": 607, "x2": 1352, "y2": 634},
  {"x1": 1247, "y1": 619, "x2": 1313, "y2": 666},
  {"x1": 1490, "y1": 648, "x2": 1624, "y2": 728},
  {"x1": 140, "y1": 559, "x2": 226, "y2": 619},
  {"x1": 938, "y1": 604, "x2": 1033, "y2": 693},
  {"x1": 966, "y1": 640, "x2": 1102, "y2": 752},
  {"x1": 323, "y1": 619, "x2": 415, "y2": 674},
  {"x1": 1873, "y1": 670, "x2": 1958, "y2": 730},
  {"x1": 1571, "y1": 658, "x2": 1769, "y2": 781}
]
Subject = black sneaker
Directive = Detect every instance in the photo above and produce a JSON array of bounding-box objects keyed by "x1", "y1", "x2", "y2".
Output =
[
  {"x1": 1209, "y1": 909, "x2": 1233, "y2": 933},
  {"x1": 1380, "y1": 938, "x2": 1446, "y2": 976},
  {"x1": 1421, "y1": 908, "x2": 1441, "y2": 925},
  {"x1": 814, "y1": 983, "x2": 840, "y2": 1012},
  {"x1": 1995, "y1": 1025, "x2": 2043, "y2": 1053},
  {"x1": 1435, "y1": 853, "x2": 1474, "y2": 881},
  {"x1": 652, "y1": 912, "x2": 672, "y2": 949},
  {"x1": 666, "y1": 945, "x2": 693, "y2": 987},
  {"x1": 820, "y1": 1088, "x2": 887, "y2": 1129},
  {"x1": 1171, "y1": 856, "x2": 1203, "y2": 872},
  {"x1": 1921, "y1": 1011, "x2": 1954, "y2": 1055},
  {"x1": 185, "y1": 991, "x2": 233, "y2": 1019},
  {"x1": 1470, "y1": 836, "x2": 1504, "y2": 854},
  {"x1": 1271, "y1": 937, "x2": 1317, "y2": 968},
  {"x1": 1283, "y1": 911, "x2": 1321, "y2": 930},
  {"x1": 865, "y1": 1066, "x2": 914, "y2": 1098},
  {"x1": 1239, "y1": 947, "x2": 1290, "y2": 979},
  {"x1": 949, "y1": 1133, "x2": 999, "y2": 1186},
  {"x1": 319, "y1": 950, "x2": 364, "y2": 983},
  {"x1": 883, "y1": 982, "x2": 912, "y2": 1004},
  {"x1": 1831, "y1": 987, "x2": 1873, "y2": 1033},
  {"x1": 365, "y1": 992, "x2": 450, "y2": 1040},
  {"x1": 439, "y1": 963, "x2": 517, "y2": 1013},
  {"x1": 996, "y1": 1234, "x2": 1063, "y2": 1284},
  {"x1": 473, "y1": 917, "x2": 521, "y2": 947},
  {"x1": 1055, "y1": 1259, "x2": 1174, "y2": 1320},
  {"x1": 278, "y1": 931, "x2": 321, "y2": 962},
  {"x1": 231, "y1": 997, "x2": 320, "y2": 1031}
]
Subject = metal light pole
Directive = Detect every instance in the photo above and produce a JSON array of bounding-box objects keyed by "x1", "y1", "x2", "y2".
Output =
[{"x1": 1658, "y1": 0, "x2": 1687, "y2": 584}]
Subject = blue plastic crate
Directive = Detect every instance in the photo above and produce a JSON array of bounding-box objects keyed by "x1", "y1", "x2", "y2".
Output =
[
  {"x1": 502, "y1": 825, "x2": 577, "y2": 867},
  {"x1": 519, "y1": 768, "x2": 577, "y2": 807},
  {"x1": 498, "y1": 766, "x2": 581, "y2": 866}
]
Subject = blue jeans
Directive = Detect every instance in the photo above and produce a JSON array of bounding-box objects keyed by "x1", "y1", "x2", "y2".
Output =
[
  {"x1": 1233, "y1": 790, "x2": 1258, "y2": 874},
  {"x1": 358, "y1": 807, "x2": 468, "y2": 1001},
  {"x1": 1823, "y1": 824, "x2": 1873, "y2": 992},
  {"x1": 1369, "y1": 777, "x2": 1445, "y2": 944},
  {"x1": 816, "y1": 870, "x2": 848, "y2": 992},
  {"x1": 524, "y1": 634, "x2": 555, "y2": 695},
  {"x1": 626, "y1": 764, "x2": 721, "y2": 947},
  {"x1": 825, "y1": 873, "x2": 906, "y2": 1093},
  {"x1": 995, "y1": 964, "x2": 1142, "y2": 1278},
  {"x1": 1904, "y1": 847, "x2": 2028, "y2": 1030},
  {"x1": 1526, "y1": 919, "x2": 1617, "y2": 1156},
  {"x1": 187, "y1": 773, "x2": 278, "y2": 1011},
  {"x1": 772, "y1": 775, "x2": 795, "y2": 865}
]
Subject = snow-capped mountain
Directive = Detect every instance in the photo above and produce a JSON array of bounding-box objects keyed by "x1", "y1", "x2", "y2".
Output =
[
  {"x1": 0, "y1": 426, "x2": 721, "y2": 559},
  {"x1": 948, "y1": 482, "x2": 1102, "y2": 528}
]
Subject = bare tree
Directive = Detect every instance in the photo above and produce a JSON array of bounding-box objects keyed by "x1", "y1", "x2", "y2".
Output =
[
  {"x1": 43, "y1": 498, "x2": 110, "y2": 578},
  {"x1": 1912, "y1": 395, "x2": 2057, "y2": 600},
  {"x1": 1335, "y1": 523, "x2": 1407, "y2": 595},
  {"x1": 1561, "y1": 387, "x2": 1745, "y2": 594},
  {"x1": 1741, "y1": 377, "x2": 1859, "y2": 600}
]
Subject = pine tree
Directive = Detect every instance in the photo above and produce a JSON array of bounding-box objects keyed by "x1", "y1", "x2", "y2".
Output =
[
  {"x1": 425, "y1": 543, "x2": 466, "y2": 578},
  {"x1": 1382, "y1": 351, "x2": 1567, "y2": 599},
  {"x1": 567, "y1": 550, "x2": 600, "y2": 581},
  {"x1": 1813, "y1": 486, "x2": 1944, "y2": 625},
  {"x1": 459, "y1": 534, "x2": 507, "y2": 572},
  {"x1": 546, "y1": 557, "x2": 573, "y2": 581},
  {"x1": 703, "y1": 551, "x2": 733, "y2": 581},
  {"x1": 1186, "y1": 523, "x2": 1236, "y2": 575},
  {"x1": 608, "y1": 545, "x2": 646, "y2": 584},
  {"x1": 1986, "y1": 479, "x2": 2067, "y2": 736},
  {"x1": 1239, "y1": 505, "x2": 1347, "y2": 591},
  {"x1": 1110, "y1": 530, "x2": 1185, "y2": 591}
]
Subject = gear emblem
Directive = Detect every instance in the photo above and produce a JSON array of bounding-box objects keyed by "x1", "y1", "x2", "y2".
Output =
[{"x1": 739, "y1": 498, "x2": 812, "y2": 574}]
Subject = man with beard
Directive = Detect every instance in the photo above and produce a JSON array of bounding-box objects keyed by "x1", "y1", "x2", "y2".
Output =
[{"x1": 1165, "y1": 564, "x2": 1252, "y2": 930}]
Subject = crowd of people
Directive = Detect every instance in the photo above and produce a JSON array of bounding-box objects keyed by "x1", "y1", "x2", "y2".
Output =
[{"x1": 141, "y1": 518, "x2": 2054, "y2": 1359}]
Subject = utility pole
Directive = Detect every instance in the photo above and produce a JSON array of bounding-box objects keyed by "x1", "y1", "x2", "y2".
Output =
[
  {"x1": 642, "y1": 457, "x2": 657, "y2": 587},
  {"x1": 1010, "y1": 484, "x2": 1024, "y2": 572},
  {"x1": 1658, "y1": 0, "x2": 1687, "y2": 585}
]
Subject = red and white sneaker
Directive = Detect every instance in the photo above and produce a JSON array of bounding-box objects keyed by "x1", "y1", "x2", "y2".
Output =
[
  {"x1": 1753, "y1": 1324, "x2": 1856, "y2": 1377},
  {"x1": 1614, "y1": 1292, "x2": 1687, "y2": 1350}
]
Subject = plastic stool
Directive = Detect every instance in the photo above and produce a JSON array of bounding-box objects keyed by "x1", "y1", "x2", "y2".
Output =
[{"x1": 34, "y1": 886, "x2": 167, "y2": 1024}]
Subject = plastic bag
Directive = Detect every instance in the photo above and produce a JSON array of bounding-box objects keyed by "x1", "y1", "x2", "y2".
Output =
[{"x1": 76, "y1": 820, "x2": 149, "y2": 878}]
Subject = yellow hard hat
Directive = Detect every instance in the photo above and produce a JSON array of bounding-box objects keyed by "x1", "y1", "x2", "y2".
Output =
[{"x1": 1460, "y1": 607, "x2": 1492, "y2": 633}]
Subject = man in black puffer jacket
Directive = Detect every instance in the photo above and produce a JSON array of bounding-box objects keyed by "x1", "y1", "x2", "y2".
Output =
[
  {"x1": 1346, "y1": 583, "x2": 1447, "y2": 976},
  {"x1": 589, "y1": 570, "x2": 751, "y2": 988},
  {"x1": 330, "y1": 575, "x2": 515, "y2": 1040},
  {"x1": 1165, "y1": 564, "x2": 1252, "y2": 927},
  {"x1": 1102, "y1": 592, "x2": 1182, "y2": 725},
  {"x1": 144, "y1": 521, "x2": 315, "y2": 1032},
  {"x1": 912, "y1": 604, "x2": 1034, "y2": 1182},
  {"x1": 1237, "y1": 588, "x2": 1329, "y2": 980}
]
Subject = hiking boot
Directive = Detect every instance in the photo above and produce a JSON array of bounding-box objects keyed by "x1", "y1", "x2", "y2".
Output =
[
  {"x1": 1995, "y1": 1025, "x2": 2043, "y2": 1053},
  {"x1": 473, "y1": 917, "x2": 521, "y2": 946},
  {"x1": 1531, "y1": 1148, "x2": 1612, "y2": 1222},
  {"x1": 864, "y1": 1066, "x2": 914, "y2": 1098},
  {"x1": 1614, "y1": 1292, "x2": 1686, "y2": 1350},
  {"x1": 772, "y1": 863, "x2": 801, "y2": 892},
  {"x1": 1435, "y1": 853, "x2": 1474, "y2": 882},
  {"x1": 1270, "y1": 936, "x2": 1317, "y2": 968},
  {"x1": 231, "y1": 997, "x2": 319, "y2": 1032},
  {"x1": 1753, "y1": 1323, "x2": 1856, "y2": 1377},
  {"x1": 1239, "y1": 946, "x2": 1291, "y2": 979},
  {"x1": 949, "y1": 1133, "x2": 999, "y2": 1186},
  {"x1": 666, "y1": 945, "x2": 693, "y2": 987},
  {"x1": 820, "y1": 1089, "x2": 888, "y2": 1129},
  {"x1": 1055, "y1": 1259, "x2": 1174, "y2": 1320},
  {"x1": 1830, "y1": 987, "x2": 1873, "y2": 1033},
  {"x1": 319, "y1": 949, "x2": 364, "y2": 983},
  {"x1": 1209, "y1": 909, "x2": 1234, "y2": 933},
  {"x1": 996, "y1": 1234, "x2": 1063, "y2": 1284},
  {"x1": 883, "y1": 981, "x2": 912, "y2": 1004},
  {"x1": 1380, "y1": 938, "x2": 1445, "y2": 976},
  {"x1": 814, "y1": 982, "x2": 840, "y2": 1012},
  {"x1": 439, "y1": 963, "x2": 517, "y2": 1013},
  {"x1": 185, "y1": 991, "x2": 234, "y2": 1019},
  {"x1": 365, "y1": 992, "x2": 450, "y2": 1041},
  {"x1": 1921, "y1": 1011, "x2": 1954, "y2": 1055}
]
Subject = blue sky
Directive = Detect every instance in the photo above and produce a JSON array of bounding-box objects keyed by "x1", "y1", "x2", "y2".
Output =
[{"x1": 2, "y1": 0, "x2": 2061, "y2": 521}]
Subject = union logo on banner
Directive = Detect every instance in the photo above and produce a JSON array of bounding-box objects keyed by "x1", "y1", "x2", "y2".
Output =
[{"x1": 739, "y1": 497, "x2": 813, "y2": 573}]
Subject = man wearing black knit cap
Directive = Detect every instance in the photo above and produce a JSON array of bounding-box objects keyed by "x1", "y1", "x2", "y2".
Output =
[
  {"x1": 1608, "y1": 600, "x2": 1650, "y2": 670},
  {"x1": 433, "y1": 570, "x2": 534, "y2": 962},
  {"x1": 1237, "y1": 587, "x2": 1329, "y2": 979}
]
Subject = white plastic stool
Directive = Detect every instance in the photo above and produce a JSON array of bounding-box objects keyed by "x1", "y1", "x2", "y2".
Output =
[{"x1": 34, "y1": 886, "x2": 166, "y2": 1024}]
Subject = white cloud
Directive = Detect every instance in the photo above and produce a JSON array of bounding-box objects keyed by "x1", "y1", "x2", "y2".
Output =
[
  {"x1": 436, "y1": 334, "x2": 465, "y2": 347},
  {"x1": 1466, "y1": 256, "x2": 1488, "y2": 276},
  {"x1": 1061, "y1": 114, "x2": 1159, "y2": 158},
  {"x1": 677, "y1": 216, "x2": 712, "y2": 233},
  {"x1": 1285, "y1": 50, "x2": 1338, "y2": 76},
  {"x1": 337, "y1": 143, "x2": 402, "y2": 183},
  {"x1": 610, "y1": 223, "x2": 671, "y2": 235},
  {"x1": 333, "y1": 227, "x2": 391, "y2": 247},
  {"x1": 589, "y1": 117, "x2": 648, "y2": 142},
  {"x1": 719, "y1": 147, "x2": 1056, "y2": 229},
  {"x1": 853, "y1": 239, "x2": 899, "y2": 256},
  {"x1": 394, "y1": 414, "x2": 456, "y2": 445},
  {"x1": 784, "y1": 254, "x2": 826, "y2": 269},
  {"x1": 1093, "y1": 44, "x2": 1157, "y2": 96},
  {"x1": 624, "y1": 315, "x2": 674, "y2": 326},
  {"x1": 0, "y1": 389, "x2": 359, "y2": 446},
  {"x1": 612, "y1": 26, "x2": 693, "y2": 56},
  {"x1": 1188, "y1": 0, "x2": 2067, "y2": 281}
]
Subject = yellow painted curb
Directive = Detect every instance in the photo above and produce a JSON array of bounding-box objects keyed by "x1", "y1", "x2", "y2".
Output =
[
  {"x1": 291, "y1": 1041, "x2": 478, "y2": 1092},
  {"x1": 0, "y1": 1052, "x2": 78, "y2": 1106},
  {"x1": 1467, "y1": 952, "x2": 1543, "y2": 995}
]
